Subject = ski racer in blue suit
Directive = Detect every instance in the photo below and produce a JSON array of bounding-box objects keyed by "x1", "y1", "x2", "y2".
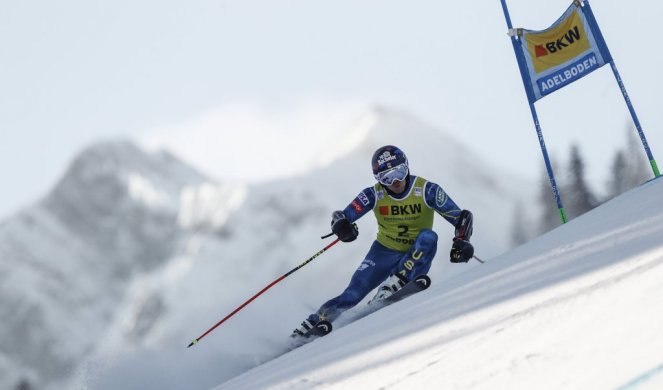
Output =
[{"x1": 292, "y1": 145, "x2": 474, "y2": 338}]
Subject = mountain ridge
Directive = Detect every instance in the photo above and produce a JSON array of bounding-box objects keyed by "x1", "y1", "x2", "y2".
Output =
[{"x1": 0, "y1": 140, "x2": 212, "y2": 388}]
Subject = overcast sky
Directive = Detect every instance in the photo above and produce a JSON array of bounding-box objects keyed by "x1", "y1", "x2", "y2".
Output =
[{"x1": 2, "y1": 0, "x2": 662, "y2": 219}]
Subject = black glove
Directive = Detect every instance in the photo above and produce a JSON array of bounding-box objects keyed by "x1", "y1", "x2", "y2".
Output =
[
  {"x1": 331, "y1": 211, "x2": 358, "y2": 242},
  {"x1": 450, "y1": 238, "x2": 474, "y2": 263}
]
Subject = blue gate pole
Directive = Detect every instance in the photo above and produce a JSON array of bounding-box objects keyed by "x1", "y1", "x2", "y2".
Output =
[
  {"x1": 500, "y1": 0, "x2": 568, "y2": 223},
  {"x1": 583, "y1": 0, "x2": 660, "y2": 178}
]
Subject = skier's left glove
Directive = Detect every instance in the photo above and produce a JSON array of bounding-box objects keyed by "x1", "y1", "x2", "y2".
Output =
[
  {"x1": 331, "y1": 210, "x2": 358, "y2": 242},
  {"x1": 450, "y1": 238, "x2": 474, "y2": 263}
]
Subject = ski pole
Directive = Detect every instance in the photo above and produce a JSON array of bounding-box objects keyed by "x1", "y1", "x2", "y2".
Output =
[
  {"x1": 187, "y1": 237, "x2": 341, "y2": 348},
  {"x1": 473, "y1": 255, "x2": 485, "y2": 264}
]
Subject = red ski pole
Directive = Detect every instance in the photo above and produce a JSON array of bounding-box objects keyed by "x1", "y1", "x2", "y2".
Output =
[{"x1": 187, "y1": 237, "x2": 341, "y2": 348}]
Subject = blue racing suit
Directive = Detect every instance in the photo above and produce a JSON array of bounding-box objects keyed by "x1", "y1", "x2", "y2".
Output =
[{"x1": 311, "y1": 175, "x2": 463, "y2": 323}]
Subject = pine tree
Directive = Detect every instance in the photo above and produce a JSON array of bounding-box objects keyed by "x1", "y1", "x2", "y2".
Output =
[
  {"x1": 624, "y1": 126, "x2": 651, "y2": 186},
  {"x1": 606, "y1": 125, "x2": 652, "y2": 200},
  {"x1": 510, "y1": 199, "x2": 529, "y2": 246},
  {"x1": 566, "y1": 144, "x2": 597, "y2": 217},
  {"x1": 16, "y1": 379, "x2": 31, "y2": 390},
  {"x1": 607, "y1": 150, "x2": 629, "y2": 199}
]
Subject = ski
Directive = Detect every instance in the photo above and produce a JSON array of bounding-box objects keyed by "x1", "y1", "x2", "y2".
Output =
[
  {"x1": 380, "y1": 274, "x2": 431, "y2": 304},
  {"x1": 338, "y1": 274, "x2": 432, "y2": 326},
  {"x1": 285, "y1": 276, "x2": 430, "y2": 351}
]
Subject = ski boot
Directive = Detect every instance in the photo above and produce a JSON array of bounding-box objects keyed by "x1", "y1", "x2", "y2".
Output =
[{"x1": 368, "y1": 274, "x2": 407, "y2": 305}]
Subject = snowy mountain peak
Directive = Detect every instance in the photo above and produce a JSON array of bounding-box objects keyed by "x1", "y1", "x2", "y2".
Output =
[
  {"x1": 39, "y1": 140, "x2": 224, "y2": 275},
  {"x1": 49, "y1": 140, "x2": 209, "y2": 211},
  {"x1": 0, "y1": 140, "x2": 225, "y2": 389},
  {"x1": 313, "y1": 106, "x2": 455, "y2": 169},
  {"x1": 315, "y1": 106, "x2": 490, "y2": 182},
  {"x1": 367, "y1": 105, "x2": 454, "y2": 141}
]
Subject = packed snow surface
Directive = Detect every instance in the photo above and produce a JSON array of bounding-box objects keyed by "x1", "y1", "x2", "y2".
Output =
[{"x1": 213, "y1": 177, "x2": 663, "y2": 390}]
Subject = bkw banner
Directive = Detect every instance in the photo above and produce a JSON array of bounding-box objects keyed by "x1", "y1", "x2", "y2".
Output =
[{"x1": 512, "y1": 0, "x2": 611, "y2": 102}]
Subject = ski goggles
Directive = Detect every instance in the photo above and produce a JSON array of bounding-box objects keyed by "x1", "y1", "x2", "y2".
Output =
[{"x1": 374, "y1": 163, "x2": 409, "y2": 186}]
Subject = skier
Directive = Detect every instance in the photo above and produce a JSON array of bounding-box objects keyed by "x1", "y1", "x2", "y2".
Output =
[{"x1": 292, "y1": 145, "x2": 474, "y2": 338}]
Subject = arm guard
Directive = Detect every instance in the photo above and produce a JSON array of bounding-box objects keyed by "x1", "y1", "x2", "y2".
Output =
[{"x1": 454, "y1": 210, "x2": 473, "y2": 241}]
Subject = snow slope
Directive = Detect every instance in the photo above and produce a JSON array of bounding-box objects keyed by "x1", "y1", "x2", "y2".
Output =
[
  {"x1": 81, "y1": 107, "x2": 533, "y2": 390},
  {"x1": 214, "y1": 176, "x2": 663, "y2": 390}
]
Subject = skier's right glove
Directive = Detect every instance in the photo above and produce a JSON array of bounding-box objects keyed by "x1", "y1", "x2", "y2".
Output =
[
  {"x1": 450, "y1": 238, "x2": 474, "y2": 263},
  {"x1": 331, "y1": 210, "x2": 359, "y2": 242}
]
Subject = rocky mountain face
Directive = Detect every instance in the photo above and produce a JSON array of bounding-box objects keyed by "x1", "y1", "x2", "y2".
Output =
[
  {"x1": 0, "y1": 108, "x2": 535, "y2": 389},
  {"x1": 0, "y1": 141, "x2": 212, "y2": 389}
]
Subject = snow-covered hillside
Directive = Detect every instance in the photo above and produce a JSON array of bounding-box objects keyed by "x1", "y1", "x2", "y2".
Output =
[
  {"x1": 0, "y1": 141, "x2": 230, "y2": 389},
  {"x1": 213, "y1": 175, "x2": 663, "y2": 390},
  {"x1": 82, "y1": 108, "x2": 531, "y2": 390},
  {"x1": 1, "y1": 108, "x2": 532, "y2": 389}
]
